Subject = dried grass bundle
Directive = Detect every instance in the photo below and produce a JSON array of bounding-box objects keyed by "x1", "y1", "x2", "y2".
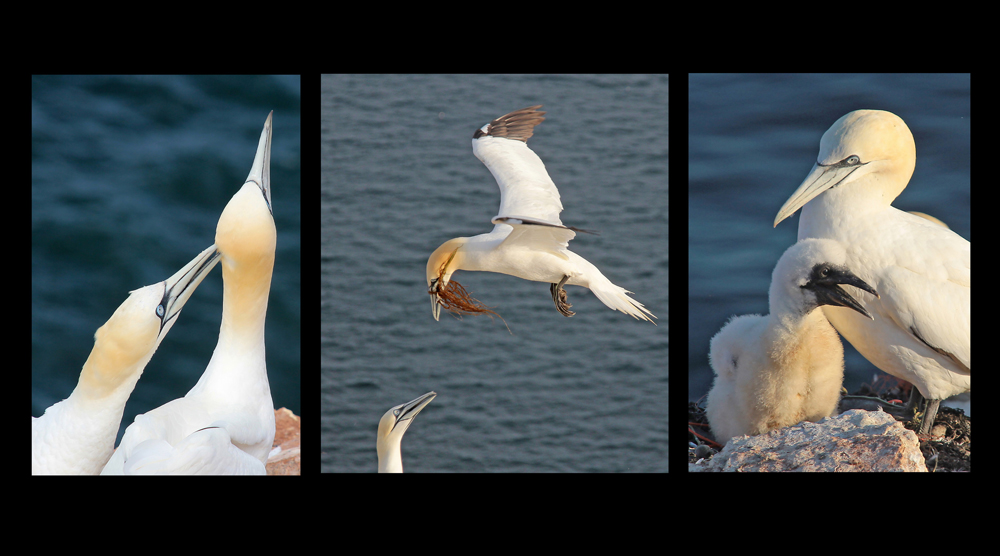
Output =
[{"x1": 436, "y1": 278, "x2": 501, "y2": 319}]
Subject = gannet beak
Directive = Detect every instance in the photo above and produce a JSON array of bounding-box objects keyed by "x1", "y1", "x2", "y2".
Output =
[
  {"x1": 392, "y1": 391, "x2": 437, "y2": 434},
  {"x1": 246, "y1": 111, "x2": 273, "y2": 215},
  {"x1": 807, "y1": 265, "x2": 880, "y2": 321},
  {"x1": 774, "y1": 160, "x2": 864, "y2": 227},
  {"x1": 429, "y1": 279, "x2": 442, "y2": 321},
  {"x1": 158, "y1": 244, "x2": 222, "y2": 335}
]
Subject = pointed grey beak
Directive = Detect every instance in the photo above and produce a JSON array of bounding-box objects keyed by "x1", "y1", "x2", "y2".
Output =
[
  {"x1": 429, "y1": 279, "x2": 442, "y2": 321},
  {"x1": 391, "y1": 391, "x2": 437, "y2": 434},
  {"x1": 245, "y1": 111, "x2": 273, "y2": 215},
  {"x1": 158, "y1": 244, "x2": 221, "y2": 336},
  {"x1": 774, "y1": 157, "x2": 866, "y2": 227}
]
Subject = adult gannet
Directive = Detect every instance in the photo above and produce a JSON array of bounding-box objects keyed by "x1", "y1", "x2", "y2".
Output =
[
  {"x1": 377, "y1": 391, "x2": 436, "y2": 473},
  {"x1": 706, "y1": 239, "x2": 879, "y2": 443},
  {"x1": 102, "y1": 111, "x2": 276, "y2": 474},
  {"x1": 774, "y1": 110, "x2": 970, "y2": 434},
  {"x1": 426, "y1": 105, "x2": 655, "y2": 323},
  {"x1": 32, "y1": 245, "x2": 221, "y2": 474}
]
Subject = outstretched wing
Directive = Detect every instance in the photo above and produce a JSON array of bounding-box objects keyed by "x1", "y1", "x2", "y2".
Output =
[{"x1": 472, "y1": 105, "x2": 565, "y2": 227}]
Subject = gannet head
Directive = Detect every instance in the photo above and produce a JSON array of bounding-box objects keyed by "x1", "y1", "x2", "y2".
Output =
[
  {"x1": 426, "y1": 239, "x2": 462, "y2": 321},
  {"x1": 79, "y1": 244, "x2": 221, "y2": 396},
  {"x1": 774, "y1": 110, "x2": 916, "y2": 227},
  {"x1": 216, "y1": 112, "x2": 276, "y2": 295},
  {"x1": 426, "y1": 238, "x2": 501, "y2": 322},
  {"x1": 771, "y1": 238, "x2": 879, "y2": 321},
  {"x1": 376, "y1": 391, "x2": 436, "y2": 473}
]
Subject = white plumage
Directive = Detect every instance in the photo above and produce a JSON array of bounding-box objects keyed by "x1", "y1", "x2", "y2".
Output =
[{"x1": 774, "y1": 109, "x2": 970, "y2": 432}]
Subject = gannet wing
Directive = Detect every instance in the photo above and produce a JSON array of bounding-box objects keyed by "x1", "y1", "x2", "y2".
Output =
[
  {"x1": 103, "y1": 398, "x2": 271, "y2": 475},
  {"x1": 498, "y1": 221, "x2": 576, "y2": 261},
  {"x1": 122, "y1": 427, "x2": 266, "y2": 475},
  {"x1": 877, "y1": 226, "x2": 971, "y2": 373},
  {"x1": 472, "y1": 105, "x2": 566, "y2": 226}
]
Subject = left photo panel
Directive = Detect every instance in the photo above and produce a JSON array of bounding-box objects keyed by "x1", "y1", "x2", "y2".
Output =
[{"x1": 32, "y1": 75, "x2": 301, "y2": 474}]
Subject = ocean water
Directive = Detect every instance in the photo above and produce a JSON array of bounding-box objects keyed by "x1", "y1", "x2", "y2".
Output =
[
  {"x1": 31, "y1": 75, "x2": 302, "y2": 446},
  {"x1": 320, "y1": 75, "x2": 669, "y2": 472},
  {"x1": 688, "y1": 74, "x2": 970, "y2": 407}
]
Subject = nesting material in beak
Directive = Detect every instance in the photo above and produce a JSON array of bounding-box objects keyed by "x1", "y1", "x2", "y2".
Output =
[{"x1": 435, "y1": 278, "x2": 501, "y2": 319}]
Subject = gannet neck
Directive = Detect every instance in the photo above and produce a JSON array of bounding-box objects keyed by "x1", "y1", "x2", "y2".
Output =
[
  {"x1": 33, "y1": 244, "x2": 219, "y2": 475},
  {"x1": 185, "y1": 111, "x2": 275, "y2": 465},
  {"x1": 377, "y1": 391, "x2": 436, "y2": 473},
  {"x1": 774, "y1": 110, "x2": 916, "y2": 228},
  {"x1": 190, "y1": 151, "x2": 276, "y2": 398}
]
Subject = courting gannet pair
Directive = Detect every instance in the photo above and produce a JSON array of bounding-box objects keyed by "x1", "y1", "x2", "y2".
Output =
[
  {"x1": 774, "y1": 110, "x2": 970, "y2": 434},
  {"x1": 377, "y1": 391, "x2": 436, "y2": 473},
  {"x1": 426, "y1": 105, "x2": 655, "y2": 324},
  {"x1": 31, "y1": 246, "x2": 221, "y2": 474},
  {"x1": 706, "y1": 239, "x2": 878, "y2": 442},
  {"x1": 102, "y1": 112, "x2": 277, "y2": 474}
]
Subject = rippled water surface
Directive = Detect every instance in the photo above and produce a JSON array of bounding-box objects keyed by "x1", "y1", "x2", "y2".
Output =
[{"x1": 321, "y1": 74, "x2": 669, "y2": 472}]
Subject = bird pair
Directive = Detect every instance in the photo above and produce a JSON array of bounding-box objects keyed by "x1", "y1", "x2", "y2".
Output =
[
  {"x1": 33, "y1": 112, "x2": 278, "y2": 475},
  {"x1": 706, "y1": 110, "x2": 970, "y2": 444}
]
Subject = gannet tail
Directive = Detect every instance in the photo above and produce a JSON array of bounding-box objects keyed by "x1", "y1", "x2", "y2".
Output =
[{"x1": 587, "y1": 275, "x2": 656, "y2": 323}]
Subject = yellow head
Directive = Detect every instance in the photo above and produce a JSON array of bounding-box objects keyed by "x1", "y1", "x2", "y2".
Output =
[
  {"x1": 376, "y1": 391, "x2": 436, "y2": 473},
  {"x1": 78, "y1": 244, "x2": 220, "y2": 398},
  {"x1": 425, "y1": 238, "x2": 500, "y2": 321},
  {"x1": 214, "y1": 111, "x2": 276, "y2": 338}
]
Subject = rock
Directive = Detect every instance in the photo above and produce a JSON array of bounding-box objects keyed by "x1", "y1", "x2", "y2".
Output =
[
  {"x1": 266, "y1": 407, "x2": 300, "y2": 475},
  {"x1": 689, "y1": 409, "x2": 926, "y2": 472}
]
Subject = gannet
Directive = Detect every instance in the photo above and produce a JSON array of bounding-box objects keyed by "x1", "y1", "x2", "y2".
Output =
[
  {"x1": 377, "y1": 391, "x2": 436, "y2": 473},
  {"x1": 32, "y1": 245, "x2": 221, "y2": 474},
  {"x1": 706, "y1": 239, "x2": 879, "y2": 443},
  {"x1": 426, "y1": 105, "x2": 655, "y2": 323},
  {"x1": 102, "y1": 111, "x2": 277, "y2": 474},
  {"x1": 774, "y1": 109, "x2": 970, "y2": 434}
]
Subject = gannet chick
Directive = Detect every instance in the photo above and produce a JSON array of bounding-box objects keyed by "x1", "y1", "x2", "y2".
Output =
[
  {"x1": 32, "y1": 245, "x2": 221, "y2": 474},
  {"x1": 102, "y1": 111, "x2": 276, "y2": 475},
  {"x1": 706, "y1": 239, "x2": 879, "y2": 443},
  {"x1": 427, "y1": 105, "x2": 655, "y2": 324},
  {"x1": 774, "y1": 110, "x2": 970, "y2": 434},
  {"x1": 377, "y1": 391, "x2": 436, "y2": 473}
]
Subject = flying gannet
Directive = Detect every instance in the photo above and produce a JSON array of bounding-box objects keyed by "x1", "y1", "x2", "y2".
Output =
[
  {"x1": 774, "y1": 109, "x2": 970, "y2": 434},
  {"x1": 426, "y1": 105, "x2": 655, "y2": 324},
  {"x1": 706, "y1": 238, "x2": 879, "y2": 443},
  {"x1": 377, "y1": 391, "x2": 436, "y2": 473},
  {"x1": 102, "y1": 112, "x2": 277, "y2": 474},
  {"x1": 32, "y1": 244, "x2": 221, "y2": 474}
]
